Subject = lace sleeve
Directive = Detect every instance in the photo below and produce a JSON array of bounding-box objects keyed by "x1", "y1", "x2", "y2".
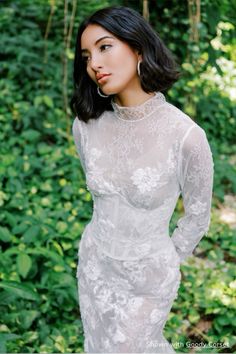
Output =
[
  {"x1": 72, "y1": 117, "x2": 87, "y2": 173},
  {"x1": 171, "y1": 124, "x2": 214, "y2": 263}
]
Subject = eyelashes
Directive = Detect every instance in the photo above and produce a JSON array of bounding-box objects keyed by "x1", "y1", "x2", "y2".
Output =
[
  {"x1": 100, "y1": 44, "x2": 112, "y2": 51},
  {"x1": 81, "y1": 44, "x2": 112, "y2": 62}
]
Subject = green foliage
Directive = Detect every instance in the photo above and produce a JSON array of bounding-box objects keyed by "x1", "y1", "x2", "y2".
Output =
[
  {"x1": 0, "y1": 0, "x2": 235, "y2": 352},
  {"x1": 211, "y1": 143, "x2": 236, "y2": 201}
]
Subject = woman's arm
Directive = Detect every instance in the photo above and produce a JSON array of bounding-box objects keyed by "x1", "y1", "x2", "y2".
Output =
[
  {"x1": 72, "y1": 117, "x2": 87, "y2": 173},
  {"x1": 171, "y1": 124, "x2": 214, "y2": 263}
]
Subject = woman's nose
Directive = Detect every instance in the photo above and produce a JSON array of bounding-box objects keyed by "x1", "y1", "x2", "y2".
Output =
[{"x1": 89, "y1": 53, "x2": 103, "y2": 71}]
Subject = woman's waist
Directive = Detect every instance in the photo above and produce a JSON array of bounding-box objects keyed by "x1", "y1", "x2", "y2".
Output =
[
  {"x1": 91, "y1": 212, "x2": 168, "y2": 239},
  {"x1": 84, "y1": 220, "x2": 174, "y2": 261}
]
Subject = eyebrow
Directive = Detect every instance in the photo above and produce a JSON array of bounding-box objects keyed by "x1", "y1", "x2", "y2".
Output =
[{"x1": 81, "y1": 36, "x2": 114, "y2": 53}]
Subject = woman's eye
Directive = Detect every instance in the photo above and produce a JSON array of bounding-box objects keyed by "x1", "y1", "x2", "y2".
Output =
[
  {"x1": 81, "y1": 45, "x2": 111, "y2": 63},
  {"x1": 100, "y1": 44, "x2": 111, "y2": 51},
  {"x1": 82, "y1": 56, "x2": 90, "y2": 62}
]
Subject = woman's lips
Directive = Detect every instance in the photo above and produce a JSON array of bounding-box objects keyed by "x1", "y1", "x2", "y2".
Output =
[{"x1": 97, "y1": 74, "x2": 111, "y2": 84}]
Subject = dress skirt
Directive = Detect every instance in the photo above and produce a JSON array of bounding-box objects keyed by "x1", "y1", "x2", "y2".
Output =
[{"x1": 76, "y1": 226, "x2": 181, "y2": 353}]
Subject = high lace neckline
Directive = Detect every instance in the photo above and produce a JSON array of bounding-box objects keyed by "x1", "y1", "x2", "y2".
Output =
[{"x1": 111, "y1": 91, "x2": 166, "y2": 122}]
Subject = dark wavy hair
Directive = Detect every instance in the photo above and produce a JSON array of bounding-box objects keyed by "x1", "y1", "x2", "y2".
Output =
[{"x1": 70, "y1": 6, "x2": 180, "y2": 123}]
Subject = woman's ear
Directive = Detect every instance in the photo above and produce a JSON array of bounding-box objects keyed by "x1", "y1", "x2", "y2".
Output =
[
  {"x1": 134, "y1": 49, "x2": 142, "y2": 61},
  {"x1": 137, "y1": 51, "x2": 143, "y2": 62}
]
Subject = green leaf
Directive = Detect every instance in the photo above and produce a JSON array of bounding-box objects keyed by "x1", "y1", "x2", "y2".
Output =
[
  {"x1": 21, "y1": 129, "x2": 41, "y2": 142},
  {"x1": 0, "y1": 281, "x2": 40, "y2": 301},
  {"x1": 17, "y1": 253, "x2": 32, "y2": 278},
  {"x1": 188, "y1": 308, "x2": 200, "y2": 324},
  {"x1": 2, "y1": 211, "x2": 17, "y2": 227},
  {"x1": 19, "y1": 310, "x2": 40, "y2": 329},
  {"x1": 0, "y1": 290, "x2": 16, "y2": 304},
  {"x1": 23, "y1": 225, "x2": 41, "y2": 243},
  {"x1": 216, "y1": 315, "x2": 231, "y2": 326},
  {"x1": 0, "y1": 333, "x2": 20, "y2": 353},
  {"x1": 0, "y1": 226, "x2": 11, "y2": 242},
  {"x1": 28, "y1": 247, "x2": 65, "y2": 265},
  {"x1": 43, "y1": 95, "x2": 54, "y2": 108},
  {"x1": 12, "y1": 221, "x2": 30, "y2": 235}
]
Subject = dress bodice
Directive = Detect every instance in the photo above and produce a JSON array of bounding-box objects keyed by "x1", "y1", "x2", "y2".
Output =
[{"x1": 72, "y1": 92, "x2": 214, "y2": 262}]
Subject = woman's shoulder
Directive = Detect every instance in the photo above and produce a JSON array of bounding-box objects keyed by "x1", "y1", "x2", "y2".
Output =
[
  {"x1": 73, "y1": 110, "x2": 109, "y2": 127},
  {"x1": 164, "y1": 101, "x2": 205, "y2": 137},
  {"x1": 164, "y1": 103, "x2": 211, "y2": 159},
  {"x1": 72, "y1": 114, "x2": 98, "y2": 135}
]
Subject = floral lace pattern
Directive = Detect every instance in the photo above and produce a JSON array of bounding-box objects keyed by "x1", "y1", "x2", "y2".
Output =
[
  {"x1": 77, "y1": 229, "x2": 181, "y2": 353},
  {"x1": 130, "y1": 166, "x2": 164, "y2": 193},
  {"x1": 72, "y1": 92, "x2": 214, "y2": 353}
]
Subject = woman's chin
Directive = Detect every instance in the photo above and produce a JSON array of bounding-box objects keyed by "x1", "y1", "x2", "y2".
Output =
[{"x1": 99, "y1": 87, "x2": 117, "y2": 96}]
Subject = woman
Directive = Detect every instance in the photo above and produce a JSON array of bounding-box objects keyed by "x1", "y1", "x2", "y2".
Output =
[{"x1": 70, "y1": 5, "x2": 214, "y2": 353}]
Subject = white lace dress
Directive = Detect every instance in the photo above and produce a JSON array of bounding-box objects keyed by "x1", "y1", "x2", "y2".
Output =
[{"x1": 72, "y1": 91, "x2": 214, "y2": 353}]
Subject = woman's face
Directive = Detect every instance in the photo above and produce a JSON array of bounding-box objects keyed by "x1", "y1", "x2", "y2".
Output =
[{"x1": 81, "y1": 24, "x2": 141, "y2": 96}]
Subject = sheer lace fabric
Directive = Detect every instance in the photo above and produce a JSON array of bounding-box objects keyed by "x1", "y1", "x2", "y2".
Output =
[{"x1": 72, "y1": 91, "x2": 214, "y2": 353}]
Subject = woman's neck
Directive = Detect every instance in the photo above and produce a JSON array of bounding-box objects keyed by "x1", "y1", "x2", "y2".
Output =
[{"x1": 113, "y1": 89, "x2": 155, "y2": 107}]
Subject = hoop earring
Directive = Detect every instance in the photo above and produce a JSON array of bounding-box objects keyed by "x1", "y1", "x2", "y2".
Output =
[
  {"x1": 137, "y1": 60, "x2": 142, "y2": 77},
  {"x1": 97, "y1": 86, "x2": 109, "y2": 98}
]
